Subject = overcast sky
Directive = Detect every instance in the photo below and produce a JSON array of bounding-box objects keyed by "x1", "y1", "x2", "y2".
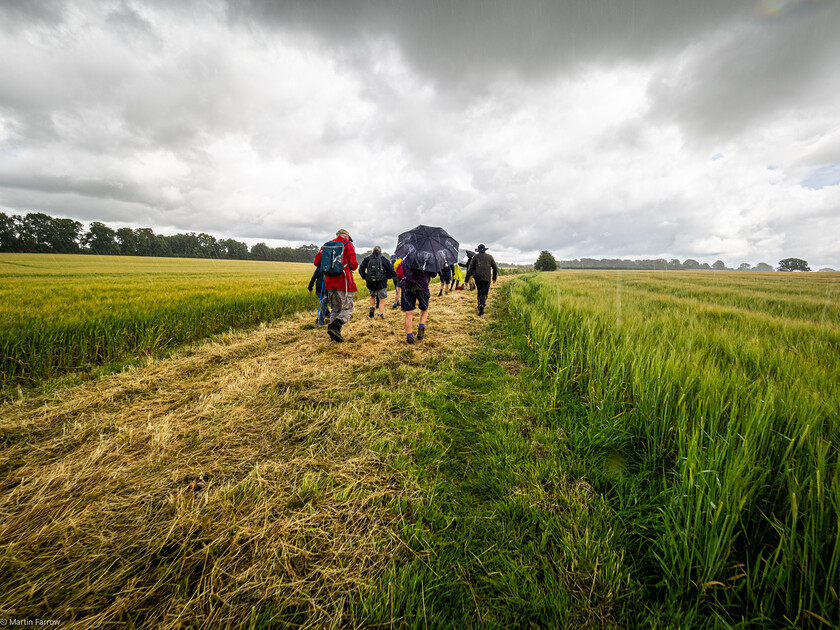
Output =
[{"x1": 1, "y1": 0, "x2": 839, "y2": 267}]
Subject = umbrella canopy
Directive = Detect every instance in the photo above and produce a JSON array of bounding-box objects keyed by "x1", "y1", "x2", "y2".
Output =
[{"x1": 394, "y1": 225, "x2": 459, "y2": 274}]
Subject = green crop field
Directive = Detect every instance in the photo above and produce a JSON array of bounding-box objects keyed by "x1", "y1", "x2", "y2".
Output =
[
  {"x1": 2, "y1": 258, "x2": 838, "y2": 627},
  {"x1": 0, "y1": 254, "x2": 319, "y2": 392},
  {"x1": 507, "y1": 271, "x2": 840, "y2": 626}
]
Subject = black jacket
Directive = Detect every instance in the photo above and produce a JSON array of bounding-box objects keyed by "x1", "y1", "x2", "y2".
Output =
[
  {"x1": 465, "y1": 252, "x2": 498, "y2": 283},
  {"x1": 359, "y1": 253, "x2": 392, "y2": 291},
  {"x1": 308, "y1": 267, "x2": 326, "y2": 295}
]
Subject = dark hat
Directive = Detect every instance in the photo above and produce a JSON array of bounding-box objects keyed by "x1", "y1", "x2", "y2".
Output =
[{"x1": 477, "y1": 244, "x2": 487, "y2": 253}]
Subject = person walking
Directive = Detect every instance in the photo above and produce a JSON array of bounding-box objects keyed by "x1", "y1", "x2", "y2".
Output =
[
  {"x1": 450, "y1": 262, "x2": 464, "y2": 291},
  {"x1": 359, "y1": 246, "x2": 391, "y2": 320},
  {"x1": 437, "y1": 263, "x2": 453, "y2": 297},
  {"x1": 390, "y1": 254, "x2": 402, "y2": 309},
  {"x1": 313, "y1": 229, "x2": 358, "y2": 342},
  {"x1": 400, "y1": 261, "x2": 435, "y2": 344},
  {"x1": 460, "y1": 249, "x2": 476, "y2": 291},
  {"x1": 307, "y1": 265, "x2": 330, "y2": 326},
  {"x1": 464, "y1": 244, "x2": 498, "y2": 316}
]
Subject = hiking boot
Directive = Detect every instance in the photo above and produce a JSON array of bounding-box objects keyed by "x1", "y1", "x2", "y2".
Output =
[
  {"x1": 369, "y1": 306, "x2": 375, "y2": 318},
  {"x1": 417, "y1": 326, "x2": 425, "y2": 340},
  {"x1": 438, "y1": 289, "x2": 443, "y2": 297},
  {"x1": 392, "y1": 302, "x2": 399, "y2": 309},
  {"x1": 328, "y1": 321, "x2": 344, "y2": 342},
  {"x1": 406, "y1": 336, "x2": 416, "y2": 344},
  {"x1": 478, "y1": 306, "x2": 484, "y2": 316},
  {"x1": 377, "y1": 313, "x2": 385, "y2": 319}
]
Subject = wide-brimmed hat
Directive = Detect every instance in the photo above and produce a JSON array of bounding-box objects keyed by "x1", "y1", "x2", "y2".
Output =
[
  {"x1": 477, "y1": 244, "x2": 487, "y2": 253},
  {"x1": 336, "y1": 229, "x2": 351, "y2": 240}
]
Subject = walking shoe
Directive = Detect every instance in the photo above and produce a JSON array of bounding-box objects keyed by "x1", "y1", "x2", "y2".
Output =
[
  {"x1": 438, "y1": 289, "x2": 443, "y2": 297},
  {"x1": 478, "y1": 306, "x2": 484, "y2": 316},
  {"x1": 328, "y1": 321, "x2": 344, "y2": 342},
  {"x1": 406, "y1": 334, "x2": 415, "y2": 344},
  {"x1": 369, "y1": 306, "x2": 375, "y2": 318},
  {"x1": 377, "y1": 313, "x2": 385, "y2": 319},
  {"x1": 392, "y1": 302, "x2": 399, "y2": 309},
  {"x1": 417, "y1": 326, "x2": 425, "y2": 340}
]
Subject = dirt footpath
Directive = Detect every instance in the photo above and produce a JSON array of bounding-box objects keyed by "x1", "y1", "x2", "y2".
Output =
[{"x1": 0, "y1": 278, "x2": 506, "y2": 628}]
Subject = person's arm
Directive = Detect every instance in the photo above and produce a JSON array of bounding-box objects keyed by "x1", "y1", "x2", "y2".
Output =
[
  {"x1": 346, "y1": 243, "x2": 358, "y2": 271},
  {"x1": 491, "y1": 257, "x2": 499, "y2": 282},
  {"x1": 308, "y1": 269, "x2": 318, "y2": 292},
  {"x1": 359, "y1": 255, "x2": 368, "y2": 280}
]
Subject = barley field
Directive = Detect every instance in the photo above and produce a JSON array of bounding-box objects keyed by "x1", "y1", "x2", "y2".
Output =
[
  {"x1": 2, "y1": 257, "x2": 838, "y2": 627},
  {"x1": 0, "y1": 254, "x2": 317, "y2": 391},
  {"x1": 508, "y1": 270, "x2": 840, "y2": 626}
]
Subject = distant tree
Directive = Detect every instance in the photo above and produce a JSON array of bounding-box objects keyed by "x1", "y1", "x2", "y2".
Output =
[
  {"x1": 0, "y1": 212, "x2": 16, "y2": 251},
  {"x1": 116, "y1": 227, "x2": 136, "y2": 255},
  {"x1": 737, "y1": 262, "x2": 752, "y2": 271},
  {"x1": 682, "y1": 259, "x2": 701, "y2": 270},
  {"x1": 534, "y1": 250, "x2": 558, "y2": 271},
  {"x1": 21, "y1": 213, "x2": 53, "y2": 252},
  {"x1": 48, "y1": 218, "x2": 82, "y2": 253},
  {"x1": 753, "y1": 262, "x2": 774, "y2": 272},
  {"x1": 712, "y1": 260, "x2": 726, "y2": 270},
  {"x1": 667, "y1": 258, "x2": 682, "y2": 270},
  {"x1": 197, "y1": 233, "x2": 217, "y2": 257},
  {"x1": 777, "y1": 257, "x2": 810, "y2": 272},
  {"x1": 83, "y1": 222, "x2": 119, "y2": 255},
  {"x1": 251, "y1": 242, "x2": 271, "y2": 260},
  {"x1": 218, "y1": 238, "x2": 248, "y2": 259},
  {"x1": 133, "y1": 228, "x2": 157, "y2": 256}
]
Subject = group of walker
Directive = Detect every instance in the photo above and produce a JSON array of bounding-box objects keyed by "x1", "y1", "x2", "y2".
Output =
[{"x1": 308, "y1": 229, "x2": 498, "y2": 344}]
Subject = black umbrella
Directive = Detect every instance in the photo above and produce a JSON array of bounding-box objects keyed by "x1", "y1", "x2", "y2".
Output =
[{"x1": 394, "y1": 225, "x2": 459, "y2": 274}]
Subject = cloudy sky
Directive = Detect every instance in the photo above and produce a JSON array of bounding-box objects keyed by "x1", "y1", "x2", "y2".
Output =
[{"x1": 1, "y1": 0, "x2": 839, "y2": 267}]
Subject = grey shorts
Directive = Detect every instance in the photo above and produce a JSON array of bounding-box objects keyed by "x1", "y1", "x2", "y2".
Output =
[{"x1": 369, "y1": 287, "x2": 388, "y2": 299}]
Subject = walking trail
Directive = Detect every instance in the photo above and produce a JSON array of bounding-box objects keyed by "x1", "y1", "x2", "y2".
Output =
[{"x1": 0, "y1": 279, "x2": 505, "y2": 627}]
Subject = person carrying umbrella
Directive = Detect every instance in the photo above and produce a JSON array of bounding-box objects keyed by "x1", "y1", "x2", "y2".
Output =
[
  {"x1": 464, "y1": 243, "x2": 498, "y2": 316},
  {"x1": 313, "y1": 228, "x2": 358, "y2": 342},
  {"x1": 394, "y1": 225, "x2": 459, "y2": 344}
]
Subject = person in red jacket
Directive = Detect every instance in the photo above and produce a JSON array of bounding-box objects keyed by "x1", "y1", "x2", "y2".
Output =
[{"x1": 313, "y1": 229, "x2": 358, "y2": 342}]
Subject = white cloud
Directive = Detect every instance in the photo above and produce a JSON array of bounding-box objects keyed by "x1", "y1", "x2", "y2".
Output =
[{"x1": 1, "y1": 0, "x2": 838, "y2": 268}]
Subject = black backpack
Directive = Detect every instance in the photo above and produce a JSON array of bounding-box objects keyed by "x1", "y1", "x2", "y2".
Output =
[
  {"x1": 366, "y1": 255, "x2": 384, "y2": 283},
  {"x1": 320, "y1": 240, "x2": 346, "y2": 276}
]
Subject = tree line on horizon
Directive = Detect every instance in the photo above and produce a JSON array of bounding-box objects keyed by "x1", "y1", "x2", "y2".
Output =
[
  {"x1": 534, "y1": 251, "x2": 826, "y2": 272},
  {"x1": 2, "y1": 211, "x2": 827, "y2": 271},
  {"x1": 0, "y1": 211, "x2": 318, "y2": 263}
]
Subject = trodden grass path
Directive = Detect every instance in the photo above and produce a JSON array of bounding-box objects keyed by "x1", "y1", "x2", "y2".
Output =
[{"x1": 1, "y1": 278, "x2": 636, "y2": 628}]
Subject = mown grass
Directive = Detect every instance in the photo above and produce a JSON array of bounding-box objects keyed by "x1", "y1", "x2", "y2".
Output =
[
  {"x1": 0, "y1": 254, "x2": 319, "y2": 394},
  {"x1": 505, "y1": 271, "x2": 840, "y2": 628}
]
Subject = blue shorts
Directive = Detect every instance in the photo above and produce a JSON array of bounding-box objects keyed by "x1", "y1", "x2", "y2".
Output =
[{"x1": 401, "y1": 287, "x2": 429, "y2": 312}]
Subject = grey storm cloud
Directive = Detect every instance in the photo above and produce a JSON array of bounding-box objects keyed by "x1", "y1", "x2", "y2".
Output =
[{"x1": 1, "y1": 0, "x2": 839, "y2": 267}]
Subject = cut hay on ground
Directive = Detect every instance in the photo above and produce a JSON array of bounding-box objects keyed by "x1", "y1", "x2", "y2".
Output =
[{"x1": 0, "y1": 279, "x2": 499, "y2": 628}]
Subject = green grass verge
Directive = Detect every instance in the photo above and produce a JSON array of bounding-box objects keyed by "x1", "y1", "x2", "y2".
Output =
[{"x1": 351, "y1": 287, "x2": 652, "y2": 629}]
